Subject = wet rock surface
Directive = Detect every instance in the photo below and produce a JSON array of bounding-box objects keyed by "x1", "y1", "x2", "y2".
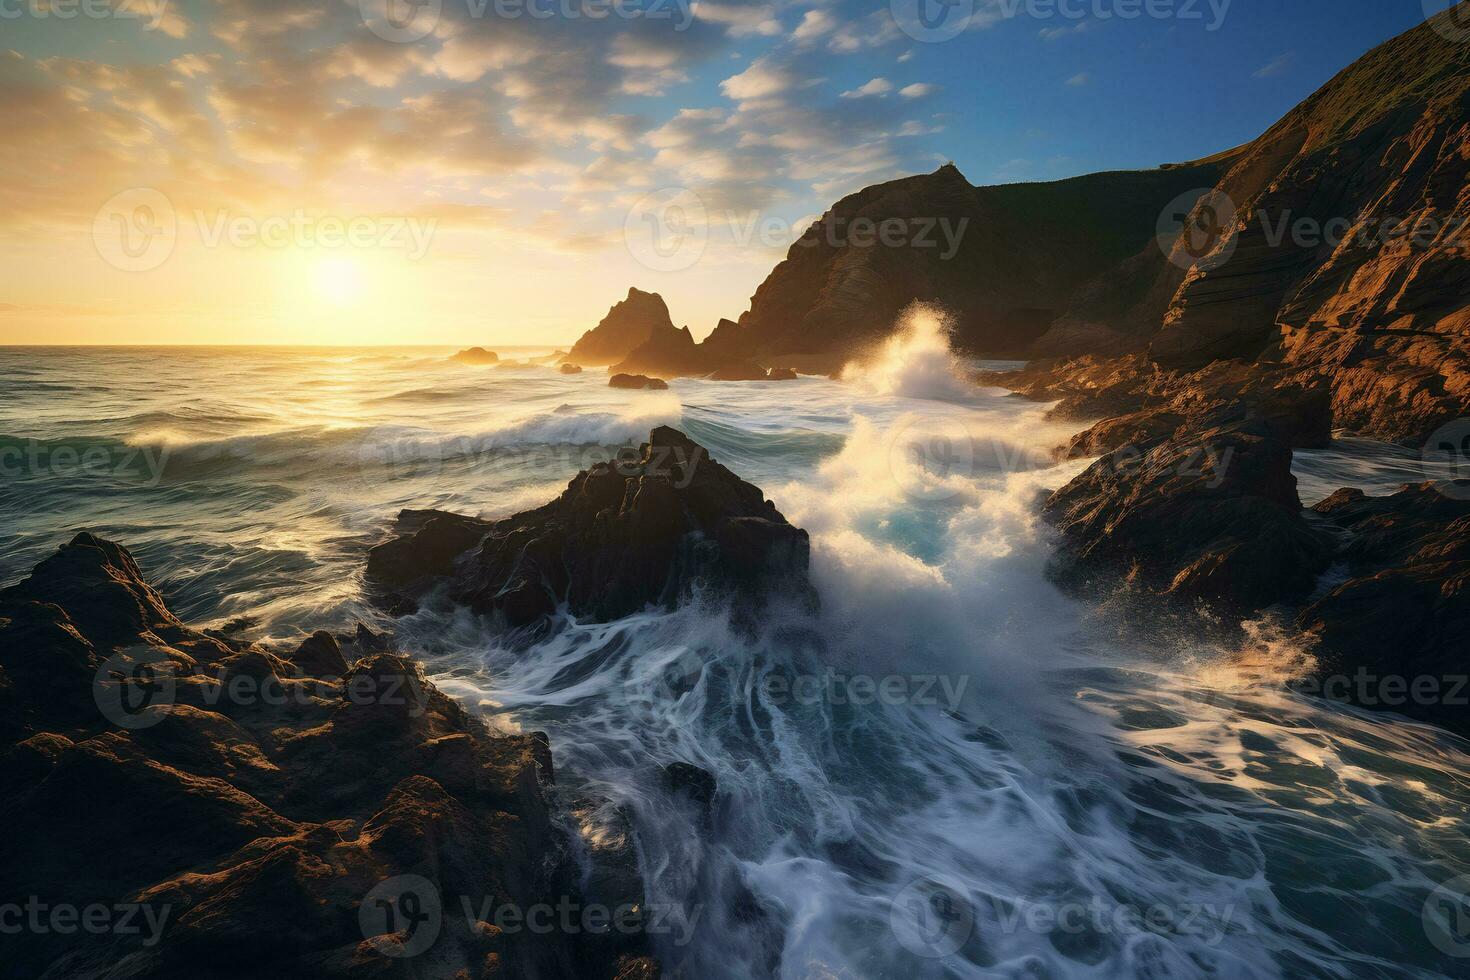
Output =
[
  {"x1": 1297, "y1": 482, "x2": 1470, "y2": 731},
  {"x1": 0, "y1": 533, "x2": 657, "y2": 979},
  {"x1": 367, "y1": 427, "x2": 811, "y2": 630},
  {"x1": 609, "y1": 373, "x2": 670, "y2": 390}
]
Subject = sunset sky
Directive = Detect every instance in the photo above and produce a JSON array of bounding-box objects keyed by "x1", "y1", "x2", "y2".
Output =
[{"x1": 0, "y1": 0, "x2": 1432, "y2": 346}]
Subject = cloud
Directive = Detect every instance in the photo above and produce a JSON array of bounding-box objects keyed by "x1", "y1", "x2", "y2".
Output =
[
  {"x1": 1253, "y1": 53, "x2": 1292, "y2": 78},
  {"x1": 793, "y1": 9, "x2": 837, "y2": 41},
  {"x1": 841, "y1": 78, "x2": 893, "y2": 99},
  {"x1": 1039, "y1": 20, "x2": 1090, "y2": 40},
  {"x1": 721, "y1": 56, "x2": 805, "y2": 102},
  {"x1": 692, "y1": 0, "x2": 782, "y2": 37},
  {"x1": 899, "y1": 82, "x2": 936, "y2": 98},
  {"x1": 1064, "y1": 72, "x2": 1090, "y2": 87}
]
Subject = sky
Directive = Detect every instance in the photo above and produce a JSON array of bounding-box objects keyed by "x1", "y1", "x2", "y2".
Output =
[{"x1": 0, "y1": 0, "x2": 1445, "y2": 346}]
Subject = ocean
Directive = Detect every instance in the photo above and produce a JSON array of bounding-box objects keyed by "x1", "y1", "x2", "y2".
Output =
[{"x1": 2, "y1": 330, "x2": 1467, "y2": 978}]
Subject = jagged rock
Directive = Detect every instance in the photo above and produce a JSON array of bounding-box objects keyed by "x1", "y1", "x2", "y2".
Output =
[
  {"x1": 0, "y1": 535, "x2": 654, "y2": 979},
  {"x1": 566, "y1": 288, "x2": 679, "y2": 367},
  {"x1": 1296, "y1": 482, "x2": 1470, "y2": 731},
  {"x1": 451, "y1": 346, "x2": 500, "y2": 365},
  {"x1": 608, "y1": 373, "x2": 669, "y2": 390},
  {"x1": 287, "y1": 631, "x2": 349, "y2": 678},
  {"x1": 1044, "y1": 416, "x2": 1333, "y2": 616},
  {"x1": 367, "y1": 427, "x2": 812, "y2": 628}
]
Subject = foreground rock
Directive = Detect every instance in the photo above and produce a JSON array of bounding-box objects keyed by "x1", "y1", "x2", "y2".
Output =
[
  {"x1": 451, "y1": 346, "x2": 499, "y2": 365},
  {"x1": 1296, "y1": 483, "x2": 1470, "y2": 731},
  {"x1": 0, "y1": 533, "x2": 657, "y2": 979},
  {"x1": 367, "y1": 427, "x2": 811, "y2": 628},
  {"x1": 609, "y1": 373, "x2": 669, "y2": 390}
]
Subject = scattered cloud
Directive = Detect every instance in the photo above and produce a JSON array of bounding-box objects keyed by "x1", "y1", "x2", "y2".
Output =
[
  {"x1": 1253, "y1": 53, "x2": 1293, "y2": 78},
  {"x1": 842, "y1": 77, "x2": 893, "y2": 99},
  {"x1": 899, "y1": 83, "x2": 937, "y2": 98},
  {"x1": 1065, "y1": 72, "x2": 1091, "y2": 87}
]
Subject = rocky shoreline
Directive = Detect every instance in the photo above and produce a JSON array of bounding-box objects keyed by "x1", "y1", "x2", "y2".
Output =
[
  {"x1": 983, "y1": 353, "x2": 1470, "y2": 733},
  {"x1": 0, "y1": 533, "x2": 659, "y2": 980}
]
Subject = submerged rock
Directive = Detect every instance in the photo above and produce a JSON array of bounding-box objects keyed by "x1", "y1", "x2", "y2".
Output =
[
  {"x1": 367, "y1": 426, "x2": 812, "y2": 628},
  {"x1": 609, "y1": 373, "x2": 669, "y2": 390},
  {"x1": 0, "y1": 533, "x2": 656, "y2": 979},
  {"x1": 560, "y1": 362, "x2": 583, "y2": 375},
  {"x1": 451, "y1": 346, "x2": 500, "y2": 365}
]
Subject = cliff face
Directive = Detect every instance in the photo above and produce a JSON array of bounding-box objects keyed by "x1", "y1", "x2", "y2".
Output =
[{"x1": 723, "y1": 160, "x2": 1231, "y2": 358}]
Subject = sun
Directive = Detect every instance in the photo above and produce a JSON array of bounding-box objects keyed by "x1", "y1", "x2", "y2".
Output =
[{"x1": 311, "y1": 256, "x2": 364, "y2": 308}]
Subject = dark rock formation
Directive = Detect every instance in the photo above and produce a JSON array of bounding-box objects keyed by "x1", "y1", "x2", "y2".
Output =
[
  {"x1": 367, "y1": 427, "x2": 811, "y2": 629},
  {"x1": 0, "y1": 533, "x2": 656, "y2": 979},
  {"x1": 1296, "y1": 482, "x2": 1470, "y2": 731},
  {"x1": 766, "y1": 367, "x2": 799, "y2": 381},
  {"x1": 451, "y1": 346, "x2": 499, "y2": 365},
  {"x1": 559, "y1": 362, "x2": 583, "y2": 375},
  {"x1": 566, "y1": 288, "x2": 682, "y2": 368},
  {"x1": 712, "y1": 160, "x2": 1231, "y2": 361},
  {"x1": 609, "y1": 373, "x2": 669, "y2": 390},
  {"x1": 1044, "y1": 416, "x2": 1334, "y2": 617}
]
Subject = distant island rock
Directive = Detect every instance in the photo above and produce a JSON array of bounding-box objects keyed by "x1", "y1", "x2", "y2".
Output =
[
  {"x1": 449, "y1": 346, "x2": 499, "y2": 365},
  {"x1": 564, "y1": 287, "x2": 681, "y2": 368},
  {"x1": 559, "y1": 362, "x2": 582, "y2": 374}
]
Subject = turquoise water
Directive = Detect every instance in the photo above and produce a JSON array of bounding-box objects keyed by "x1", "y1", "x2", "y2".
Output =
[{"x1": 2, "y1": 343, "x2": 1468, "y2": 978}]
